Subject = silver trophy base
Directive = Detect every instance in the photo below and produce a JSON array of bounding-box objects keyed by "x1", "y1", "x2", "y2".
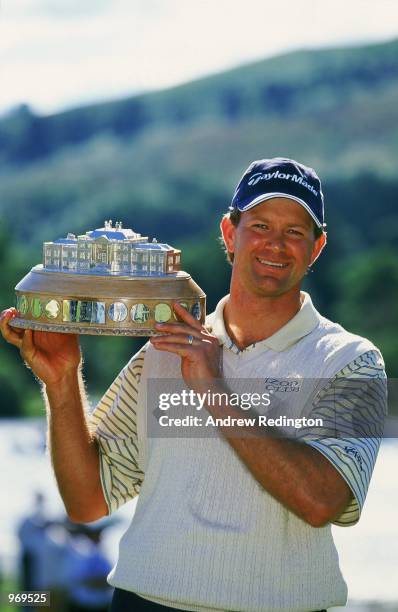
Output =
[
  {"x1": 9, "y1": 317, "x2": 159, "y2": 337},
  {"x1": 12, "y1": 266, "x2": 206, "y2": 337}
]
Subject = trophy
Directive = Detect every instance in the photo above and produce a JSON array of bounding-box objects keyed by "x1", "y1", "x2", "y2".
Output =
[{"x1": 10, "y1": 220, "x2": 206, "y2": 336}]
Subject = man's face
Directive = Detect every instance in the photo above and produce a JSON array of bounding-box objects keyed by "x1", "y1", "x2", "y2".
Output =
[{"x1": 221, "y1": 197, "x2": 326, "y2": 299}]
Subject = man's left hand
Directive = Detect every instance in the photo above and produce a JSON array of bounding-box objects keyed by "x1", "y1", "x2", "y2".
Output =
[{"x1": 150, "y1": 302, "x2": 222, "y2": 392}]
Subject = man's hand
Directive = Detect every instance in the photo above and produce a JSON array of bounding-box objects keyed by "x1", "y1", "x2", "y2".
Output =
[
  {"x1": 0, "y1": 307, "x2": 81, "y2": 387},
  {"x1": 150, "y1": 302, "x2": 221, "y2": 392},
  {"x1": 1, "y1": 307, "x2": 107, "y2": 522}
]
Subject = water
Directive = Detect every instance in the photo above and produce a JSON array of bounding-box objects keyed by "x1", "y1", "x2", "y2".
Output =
[
  {"x1": 1, "y1": 419, "x2": 397, "y2": 606},
  {"x1": 0, "y1": 418, "x2": 136, "y2": 576},
  {"x1": 332, "y1": 439, "x2": 398, "y2": 603}
]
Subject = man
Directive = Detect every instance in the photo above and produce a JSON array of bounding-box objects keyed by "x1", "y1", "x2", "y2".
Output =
[{"x1": 1, "y1": 158, "x2": 386, "y2": 612}]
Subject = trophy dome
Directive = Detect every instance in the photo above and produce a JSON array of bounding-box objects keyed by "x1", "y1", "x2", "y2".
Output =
[{"x1": 43, "y1": 220, "x2": 181, "y2": 277}]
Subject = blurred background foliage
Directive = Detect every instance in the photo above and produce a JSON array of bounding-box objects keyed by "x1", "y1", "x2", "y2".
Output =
[{"x1": 0, "y1": 38, "x2": 397, "y2": 417}]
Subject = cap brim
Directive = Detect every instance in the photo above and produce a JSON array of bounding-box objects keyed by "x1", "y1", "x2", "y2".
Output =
[{"x1": 232, "y1": 192, "x2": 323, "y2": 228}]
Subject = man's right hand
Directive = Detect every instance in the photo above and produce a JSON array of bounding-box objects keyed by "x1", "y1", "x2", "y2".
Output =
[
  {"x1": 0, "y1": 307, "x2": 81, "y2": 387},
  {"x1": 1, "y1": 307, "x2": 108, "y2": 522}
]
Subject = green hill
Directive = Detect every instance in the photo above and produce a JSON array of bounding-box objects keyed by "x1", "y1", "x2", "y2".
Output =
[
  {"x1": 1, "y1": 38, "x2": 398, "y2": 247},
  {"x1": 1, "y1": 37, "x2": 398, "y2": 168}
]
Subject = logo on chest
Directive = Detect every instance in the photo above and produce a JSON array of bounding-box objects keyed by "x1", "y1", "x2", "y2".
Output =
[{"x1": 264, "y1": 378, "x2": 302, "y2": 393}]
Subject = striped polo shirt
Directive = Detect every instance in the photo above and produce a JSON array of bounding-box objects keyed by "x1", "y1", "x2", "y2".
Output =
[{"x1": 91, "y1": 292, "x2": 387, "y2": 611}]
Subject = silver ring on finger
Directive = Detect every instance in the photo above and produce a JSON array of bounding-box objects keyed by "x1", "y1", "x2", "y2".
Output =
[{"x1": 187, "y1": 334, "x2": 194, "y2": 345}]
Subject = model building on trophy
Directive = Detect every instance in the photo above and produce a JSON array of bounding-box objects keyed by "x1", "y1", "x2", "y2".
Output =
[{"x1": 11, "y1": 220, "x2": 205, "y2": 336}]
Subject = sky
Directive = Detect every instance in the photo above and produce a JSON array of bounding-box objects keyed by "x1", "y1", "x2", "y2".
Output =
[{"x1": 1, "y1": 0, "x2": 398, "y2": 116}]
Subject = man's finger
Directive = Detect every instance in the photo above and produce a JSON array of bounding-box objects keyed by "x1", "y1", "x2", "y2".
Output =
[
  {"x1": 0, "y1": 308, "x2": 25, "y2": 348},
  {"x1": 150, "y1": 341, "x2": 195, "y2": 358},
  {"x1": 0, "y1": 307, "x2": 17, "y2": 327},
  {"x1": 151, "y1": 334, "x2": 200, "y2": 346},
  {"x1": 150, "y1": 336, "x2": 198, "y2": 357},
  {"x1": 20, "y1": 328, "x2": 35, "y2": 361},
  {"x1": 154, "y1": 322, "x2": 203, "y2": 338},
  {"x1": 3, "y1": 328, "x2": 24, "y2": 348}
]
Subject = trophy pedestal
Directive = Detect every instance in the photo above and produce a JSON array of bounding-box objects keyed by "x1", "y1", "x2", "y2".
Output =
[{"x1": 10, "y1": 266, "x2": 206, "y2": 336}]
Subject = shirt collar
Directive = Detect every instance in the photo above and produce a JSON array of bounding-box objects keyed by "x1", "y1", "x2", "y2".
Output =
[{"x1": 207, "y1": 292, "x2": 321, "y2": 353}]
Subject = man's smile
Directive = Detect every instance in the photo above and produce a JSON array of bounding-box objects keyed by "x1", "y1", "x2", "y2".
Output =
[{"x1": 255, "y1": 257, "x2": 289, "y2": 269}]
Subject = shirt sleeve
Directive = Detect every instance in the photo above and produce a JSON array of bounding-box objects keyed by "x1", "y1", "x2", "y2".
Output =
[
  {"x1": 89, "y1": 345, "x2": 147, "y2": 514},
  {"x1": 298, "y1": 349, "x2": 387, "y2": 526}
]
